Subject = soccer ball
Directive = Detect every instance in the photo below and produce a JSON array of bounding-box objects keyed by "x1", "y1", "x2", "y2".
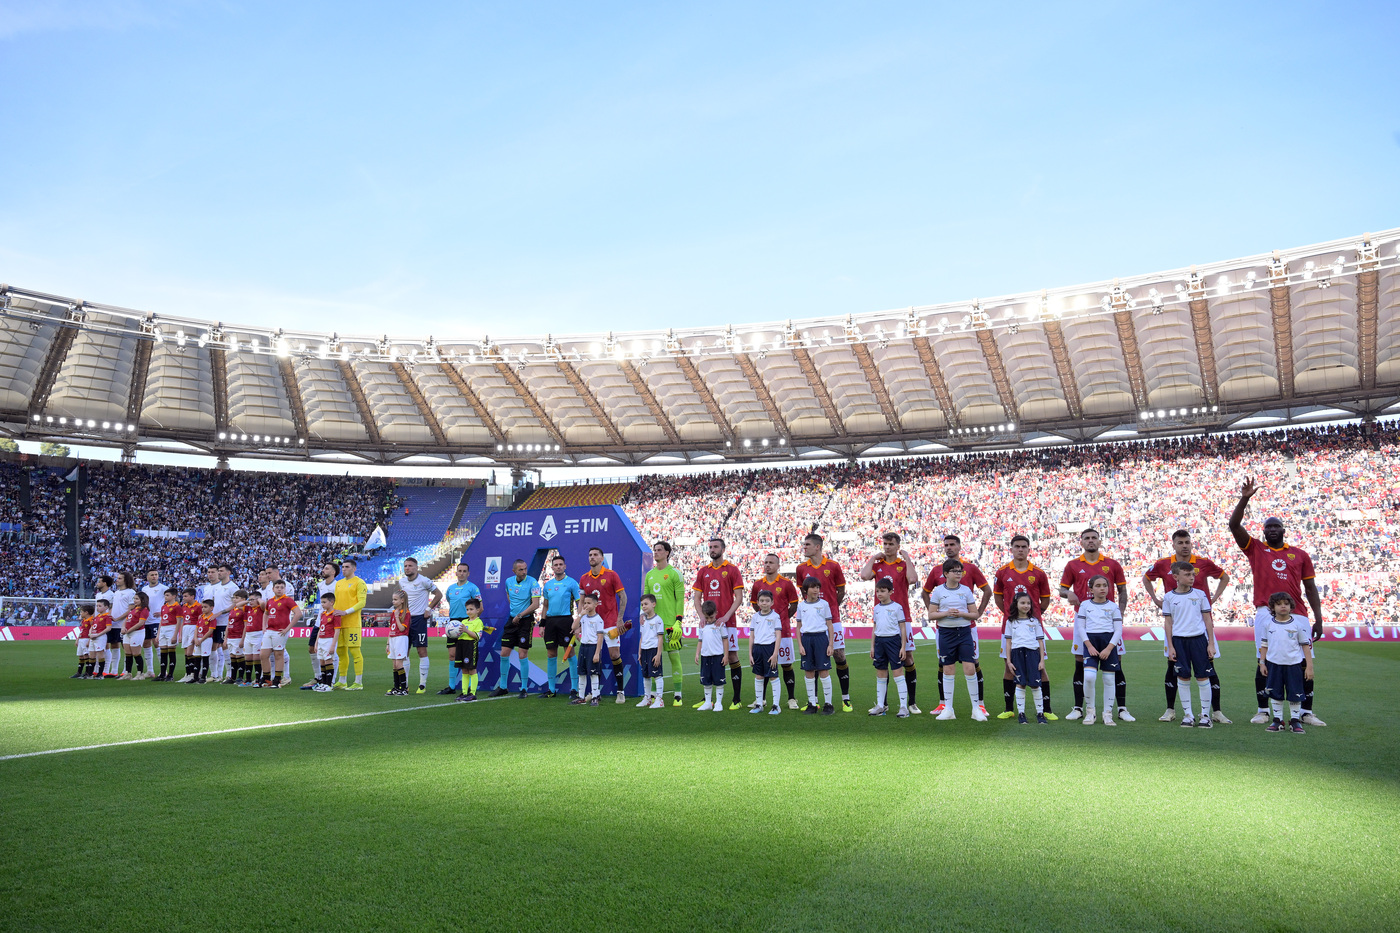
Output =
[{"x1": 445, "y1": 620, "x2": 463, "y2": 639}]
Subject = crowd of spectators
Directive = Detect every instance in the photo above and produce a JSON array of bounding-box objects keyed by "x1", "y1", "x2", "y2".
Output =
[{"x1": 0, "y1": 463, "x2": 80, "y2": 603}]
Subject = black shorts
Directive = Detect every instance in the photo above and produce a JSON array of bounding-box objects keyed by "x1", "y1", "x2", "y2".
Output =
[
  {"x1": 1265, "y1": 661, "x2": 1305, "y2": 702},
  {"x1": 106, "y1": 628, "x2": 122, "y2": 646},
  {"x1": 502, "y1": 618, "x2": 534, "y2": 652},
  {"x1": 577, "y1": 644, "x2": 601, "y2": 675},
  {"x1": 212, "y1": 625, "x2": 227, "y2": 645},
  {"x1": 1083, "y1": 632, "x2": 1121, "y2": 672},
  {"x1": 936, "y1": 626, "x2": 976, "y2": 666},
  {"x1": 639, "y1": 646, "x2": 664, "y2": 678},
  {"x1": 1171, "y1": 634, "x2": 1214, "y2": 680},
  {"x1": 144, "y1": 623, "x2": 159, "y2": 640},
  {"x1": 871, "y1": 635, "x2": 903, "y2": 671},
  {"x1": 456, "y1": 636, "x2": 479, "y2": 670},
  {"x1": 408, "y1": 616, "x2": 429, "y2": 649},
  {"x1": 699, "y1": 654, "x2": 726, "y2": 686},
  {"x1": 1009, "y1": 647, "x2": 1042, "y2": 687},
  {"x1": 800, "y1": 632, "x2": 831, "y2": 672},
  {"x1": 750, "y1": 644, "x2": 778, "y2": 679},
  {"x1": 543, "y1": 616, "x2": 573, "y2": 650}
]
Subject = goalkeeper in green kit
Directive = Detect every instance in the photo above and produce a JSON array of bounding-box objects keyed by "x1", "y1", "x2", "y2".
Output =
[{"x1": 645, "y1": 541, "x2": 689, "y2": 707}]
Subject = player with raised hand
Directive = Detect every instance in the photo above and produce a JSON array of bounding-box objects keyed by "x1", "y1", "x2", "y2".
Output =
[
  {"x1": 644, "y1": 541, "x2": 688, "y2": 707},
  {"x1": 1229, "y1": 477, "x2": 1326, "y2": 726},
  {"x1": 1142, "y1": 530, "x2": 1231, "y2": 723},
  {"x1": 692, "y1": 538, "x2": 745, "y2": 709},
  {"x1": 991, "y1": 535, "x2": 1056, "y2": 720},
  {"x1": 581, "y1": 547, "x2": 629, "y2": 703},
  {"x1": 750, "y1": 552, "x2": 800, "y2": 709},
  {"x1": 926, "y1": 534, "x2": 993, "y2": 717},
  {"x1": 797, "y1": 533, "x2": 849, "y2": 711},
  {"x1": 861, "y1": 532, "x2": 920, "y2": 713},
  {"x1": 1060, "y1": 528, "x2": 1133, "y2": 722}
]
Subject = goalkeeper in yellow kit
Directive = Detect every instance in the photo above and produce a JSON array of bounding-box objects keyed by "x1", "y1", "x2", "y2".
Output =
[
  {"x1": 645, "y1": 542, "x2": 688, "y2": 706},
  {"x1": 333, "y1": 558, "x2": 368, "y2": 690}
]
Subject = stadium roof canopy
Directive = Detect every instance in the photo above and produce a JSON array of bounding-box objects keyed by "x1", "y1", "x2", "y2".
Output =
[{"x1": 3, "y1": 229, "x2": 1399, "y2": 468}]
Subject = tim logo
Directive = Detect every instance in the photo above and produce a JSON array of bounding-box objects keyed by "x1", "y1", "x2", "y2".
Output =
[
  {"x1": 564, "y1": 517, "x2": 610, "y2": 535},
  {"x1": 539, "y1": 515, "x2": 558, "y2": 542}
]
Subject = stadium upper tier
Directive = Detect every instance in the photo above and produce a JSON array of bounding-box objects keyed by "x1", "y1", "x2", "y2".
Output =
[{"x1": 3, "y1": 230, "x2": 1399, "y2": 465}]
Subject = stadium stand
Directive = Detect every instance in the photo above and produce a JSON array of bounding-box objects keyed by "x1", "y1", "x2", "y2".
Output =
[
  {"x1": 359, "y1": 485, "x2": 471, "y2": 583},
  {"x1": 518, "y1": 482, "x2": 631, "y2": 510}
]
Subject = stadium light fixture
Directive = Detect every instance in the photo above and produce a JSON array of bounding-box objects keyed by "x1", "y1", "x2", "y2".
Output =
[
  {"x1": 761, "y1": 438, "x2": 769, "y2": 446},
  {"x1": 59, "y1": 417, "x2": 67, "y2": 425},
  {"x1": 219, "y1": 432, "x2": 227, "y2": 440},
  {"x1": 45, "y1": 416, "x2": 53, "y2": 423},
  {"x1": 87, "y1": 419, "x2": 96, "y2": 428},
  {"x1": 1156, "y1": 410, "x2": 1165, "y2": 419},
  {"x1": 127, "y1": 424, "x2": 135, "y2": 431},
  {"x1": 743, "y1": 438, "x2": 752, "y2": 447},
  {"x1": 298, "y1": 438, "x2": 304, "y2": 444},
  {"x1": 102, "y1": 421, "x2": 110, "y2": 430},
  {"x1": 31, "y1": 414, "x2": 38, "y2": 422}
]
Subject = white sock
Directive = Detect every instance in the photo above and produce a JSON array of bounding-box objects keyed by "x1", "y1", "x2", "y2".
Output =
[
  {"x1": 820, "y1": 674, "x2": 833, "y2": 705},
  {"x1": 1289, "y1": 701, "x2": 1302, "y2": 721},
  {"x1": 419, "y1": 656, "x2": 430, "y2": 686},
  {"x1": 1015, "y1": 685, "x2": 1025, "y2": 714},
  {"x1": 1102, "y1": 673, "x2": 1116, "y2": 714},
  {"x1": 715, "y1": 685, "x2": 724, "y2": 707},
  {"x1": 354, "y1": 672, "x2": 363, "y2": 684},
  {"x1": 1083, "y1": 668, "x2": 1097, "y2": 709},
  {"x1": 1270, "y1": 698, "x2": 1282, "y2": 720},
  {"x1": 893, "y1": 673, "x2": 907, "y2": 708},
  {"x1": 1032, "y1": 687, "x2": 1044, "y2": 714},
  {"x1": 283, "y1": 648, "x2": 291, "y2": 678},
  {"x1": 771, "y1": 678, "x2": 781, "y2": 707},
  {"x1": 806, "y1": 678, "x2": 818, "y2": 705},
  {"x1": 704, "y1": 685, "x2": 713, "y2": 705},
  {"x1": 1179, "y1": 681, "x2": 1193, "y2": 719},
  {"x1": 942, "y1": 674, "x2": 955, "y2": 705},
  {"x1": 965, "y1": 673, "x2": 980, "y2": 704},
  {"x1": 144, "y1": 646, "x2": 154, "y2": 672},
  {"x1": 1198, "y1": 679, "x2": 1211, "y2": 716},
  {"x1": 753, "y1": 676, "x2": 763, "y2": 703},
  {"x1": 876, "y1": 677, "x2": 888, "y2": 708}
]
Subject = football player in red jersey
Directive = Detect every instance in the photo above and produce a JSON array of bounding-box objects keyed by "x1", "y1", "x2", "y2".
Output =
[
  {"x1": 1142, "y1": 529, "x2": 1231, "y2": 723},
  {"x1": 261, "y1": 580, "x2": 303, "y2": 687},
  {"x1": 749, "y1": 552, "x2": 800, "y2": 708},
  {"x1": 692, "y1": 537, "x2": 746, "y2": 708},
  {"x1": 156, "y1": 589, "x2": 182, "y2": 681},
  {"x1": 224, "y1": 591, "x2": 248, "y2": 685},
  {"x1": 581, "y1": 547, "x2": 629, "y2": 701},
  {"x1": 796, "y1": 533, "x2": 850, "y2": 711},
  {"x1": 991, "y1": 534, "x2": 1057, "y2": 720},
  {"x1": 924, "y1": 534, "x2": 993, "y2": 716},
  {"x1": 1059, "y1": 528, "x2": 1132, "y2": 721},
  {"x1": 1230, "y1": 477, "x2": 1326, "y2": 726},
  {"x1": 861, "y1": 533, "x2": 921, "y2": 711}
]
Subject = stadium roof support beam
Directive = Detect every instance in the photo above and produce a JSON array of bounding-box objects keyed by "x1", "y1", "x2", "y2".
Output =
[
  {"x1": 391, "y1": 362, "x2": 447, "y2": 447},
  {"x1": 790, "y1": 346, "x2": 847, "y2": 436},
  {"x1": 735, "y1": 353, "x2": 790, "y2": 437},
  {"x1": 493, "y1": 359, "x2": 565, "y2": 445},
  {"x1": 911, "y1": 336, "x2": 959, "y2": 428},
  {"x1": 619, "y1": 360, "x2": 681, "y2": 445},
  {"x1": 337, "y1": 359, "x2": 383, "y2": 446},
  {"x1": 674, "y1": 353, "x2": 736, "y2": 443},
  {"x1": 848, "y1": 342, "x2": 900, "y2": 433},
  {"x1": 1186, "y1": 269, "x2": 1220, "y2": 404},
  {"x1": 555, "y1": 360, "x2": 623, "y2": 446},
  {"x1": 208, "y1": 346, "x2": 230, "y2": 432},
  {"x1": 1040, "y1": 318, "x2": 1083, "y2": 420},
  {"x1": 437, "y1": 361, "x2": 504, "y2": 444},
  {"x1": 26, "y1": 314, "x2": 79, "y2": 418},
  {"x1": 970, "y1": 309, "x2": 1020, "y2": 421},
  {"x1": 125, "y1": 335, "x2": 154, "y2": 425},
  {"x1": 277, "y1": 357, "x2": 311, "y2": 442},
  {"x1": 1109, "y1": 282, "x2": 1150, "y2": 410},
  {"x1": 1357, "y1": 235, "x2": 1379, "y2": 390},
  {"x1": 1268, "y1": 252, "x2": 1296, "y2": 399}
]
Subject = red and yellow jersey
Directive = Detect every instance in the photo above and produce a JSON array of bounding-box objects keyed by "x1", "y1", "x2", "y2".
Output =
[
  {"x1": 1059, "y1": 554, "x2": 1127, "y2": 604},
  {"x1": 870, "y1": 557, "x2": 913, "y2": 620},
  {"x1": 159, "y1": 603, "x2": 182, "y2": 626},
  {"x1": 195, "y1": 611, "x2": 218, "y2": 640},
  {"x1": 181, "y1": 602, "x2": 202, "y2": 627},
  {"x1": 244, "y1": 605, "x2": 265, "y2": 633},
  {"x1": 1241, "y1": 537, "x2": 1315, "y2": 615},
  {"x1": 693, "y1": 561, "x2": 745, "y2": 626},
  {"x1": 226, "y1": 606, "x2": 247, "y2": 639},
  {"x1": 795, "y1": 557, "x2": 846, "y2": 626},
  {"x1": 924, "y1": 560, "x2": 990, "y2": 594},
  {"x1": 124, "y1": 606, "x2": 149, "y2": 633},
  {"x1": 78, "y1": 618, "x2": 93, "y2": 640},
  {"x1": 318, "y1": 609, "x2": 339, "y2": 641},
  {"x1": 992, "y1": 562, "x2": 1053, "y2": 620},
  {"x1": 581, "y1": 567, "x2": 626, "y2": 626},
  {"x1": 264, "y1": 594, "x2": 298, "y2": 632},
  {"x1": 1146, "y1": 554, "x2": 1225, "y2": 600},
  {"x1": 89, "y1": 611, "x2": 112, "y2": 637},
  {"x1": 749, "y1": 574, "x2": 799, "y2": 635},
  {"x1": 388, "y1": 607, "x2": 411, "y2": 636}
]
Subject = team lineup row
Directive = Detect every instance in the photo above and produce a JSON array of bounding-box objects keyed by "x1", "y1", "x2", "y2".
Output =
[{"x1": 65, "y1": 479, "x2": 1327, "y2": 731}]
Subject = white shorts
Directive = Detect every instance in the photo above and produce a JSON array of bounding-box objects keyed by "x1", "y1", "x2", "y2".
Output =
[
  {"x1": 226, "y1": 637, "x2": 243, "y2": 655},
  {"x1": 605, "y1": 634, "x2": 620, "y2": 650},
  {"x1": 831, "y1": 623, "x2": 845, "y2": 652},
  {"x1": 196, "y1": 637, "x2": 213, "y2": 657},
  {"x1": 77, "y1": 637, "x2": 89, "y2": 656},
  {"x1": 905, "y1": 627, "x2": 918, "y2": 653},
  {"x1": 123, "y1": 629, "x2": 145, "y2": 648},
  {"x1": 158, "y1": 624, "x2": 177, "y2": 648},
  {"x1": 181, "y1": 625, "x2": 196, "y2": 648},
  {"x1": 262, "y1": 630, "x2": 288, "y2": 652},
  {"x1": 388, "y1": 635, "x2": 409, "y2": 661},
  {"x1": 244, "y1": 631, "x2": 264, "y2": 654},
  {"x1": 725, "y1": 629, "x2": 739, "y2": 654},
  {"x1": 776, "y1": 637, "x2": 795, "y2": 666},
  {"x1": 317, "y1": 636, "x2": 339, "y2": 662}
]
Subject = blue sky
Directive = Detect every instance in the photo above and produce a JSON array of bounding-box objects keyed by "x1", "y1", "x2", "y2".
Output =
[{"x1": 2, "y1": 1, "x2": 1398, "y2": 341}]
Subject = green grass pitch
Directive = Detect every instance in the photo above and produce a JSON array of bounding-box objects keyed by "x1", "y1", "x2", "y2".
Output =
[{"x1": 2, "y1": 639, "x2": 1398, "y2": 933}]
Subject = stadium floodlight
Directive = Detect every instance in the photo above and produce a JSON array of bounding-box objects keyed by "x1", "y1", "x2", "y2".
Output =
[
  {"x1": 761, "y1": 438, "x2": 769, "y2": 446},
  {"x1": 1139, "y1": 412, "x2": 1149, "y2": 420},
  {"x1": 496, "y1": 444, "x2": 502, "y2": 451},
  {"x1": 240, "y1": 434, "x2": 247, "y2": 441},
  {"x1": 779, "y1": 438, "x2": 786, "y2": 445},
  {"x1": 87, "y1": 419, "x2": 96, "y2": 428},
  {"x1": 59, "y1": 417, "x2": 67, "y2": 425},
  {"x1": 46, "y1": 416, "x2": 53, "y2": 423},
  {"x1": 31, "y1": 414, "x2": 38, "y2": 422},
  {"x1": 102, "y1": 421, "x2": 110, "y2": 430},
  {"x1": 298, "y1": 438, "x2": 304, "y2": 444},
  {"x1": 725, "y1": 440, "x2": 732, "y2": 447},
  {"x1": 743, "y1": 438, "x2": 752, "y2": 447},
  {"x1": 1156, "y1": 410, "x2": 1165, "y2": 419},
  {"x1": 127, "y1": 424, "x2": 135, "y2": 431},
  {"x1": 219, "y1": 432, "x2": 227, "y2": 440},
  {"x1": 1006, "y1": 423, "x2": 1015, "y2": 431},
  {"x1": 1211, "y1": 405, "x2": 1218, "y2": 412}
]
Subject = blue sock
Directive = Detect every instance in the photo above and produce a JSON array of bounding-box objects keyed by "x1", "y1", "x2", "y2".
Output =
[
  {"x1": 519, "y1": 658, "x2": 531, "y2": 692},
  {"x1": 498, "y1": 659, "x2": 511, "y2": 691},
  {"x1": 569, "y1": 656, "x2": 578, "y2": 692},
  {"x1": 449, "y1": 663, "x2": 461, "y2": 691},
  {"x1": 547, "y1": 656, "x2": 558, "y2": 692}
]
